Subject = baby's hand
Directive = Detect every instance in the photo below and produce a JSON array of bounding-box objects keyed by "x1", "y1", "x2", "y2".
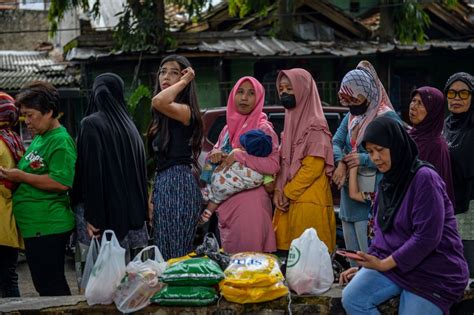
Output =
[
  {"x1": 264, "y1": 181, "x2": 275, "y2": 194},
  {"x1": 209, "y1": 150, "x2": 226, "y2": 164},
  {"x1": 198, "y1": 209, "x2": 213, "y2": 225},
  {"x1": 220, "y1": 148, "x2": 244, "y2": 171}
]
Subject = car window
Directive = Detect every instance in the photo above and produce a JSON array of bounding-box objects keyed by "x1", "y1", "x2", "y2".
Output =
[
  {"x1": 207, "y1": 111, "x2": 344, "y2": 145},
  {"x1": 207, "y1": 115, "x2": 227, "y2": 144},
  {"x1": 325, "y1": 113, "x2": 342, "y2": 135},
  {"x1": 268, "y1": 112, "x2": 342, "y2": 137},
  {"x1": 268, "y1": 113, "x2": 284, "y2": 141}
]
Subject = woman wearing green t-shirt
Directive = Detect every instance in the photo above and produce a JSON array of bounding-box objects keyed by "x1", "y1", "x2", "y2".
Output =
[{"x1": 0, "y1": 81, "x2": 76, "y2": 296}]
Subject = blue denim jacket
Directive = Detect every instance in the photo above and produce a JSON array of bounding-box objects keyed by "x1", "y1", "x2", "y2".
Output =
[{"x1": 333, "y1": 111, "x2": 400, "y2": 222}]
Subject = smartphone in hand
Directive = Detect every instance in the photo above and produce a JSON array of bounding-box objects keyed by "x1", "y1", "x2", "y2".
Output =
[{"x1": 336, "y1": 249, "x2": 366, "y2": 261}]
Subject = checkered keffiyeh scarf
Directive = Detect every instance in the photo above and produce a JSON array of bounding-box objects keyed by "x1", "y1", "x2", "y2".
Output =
[
  {"x1": 338, "y1": 61, "x2": 394, "y2": 148},
  {"x1": 0, "y1": 92, "x2": 25, "y2": 163},
  {"x1": 339, "y1": 69, "x2": 379, "y2": 108}
]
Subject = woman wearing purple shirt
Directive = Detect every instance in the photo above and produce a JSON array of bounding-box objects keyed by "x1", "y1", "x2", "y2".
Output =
[{"x1": 340, "y1": 116, "x2": 468, "y2": 315}]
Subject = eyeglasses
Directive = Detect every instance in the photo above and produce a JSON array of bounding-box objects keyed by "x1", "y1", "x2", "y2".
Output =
[
  {"x1": 447, "y1": 89, "x2": 471, "y2": 100},
  {"x1": 409, "y1": 99, "x2": 425, "y2": 109}
]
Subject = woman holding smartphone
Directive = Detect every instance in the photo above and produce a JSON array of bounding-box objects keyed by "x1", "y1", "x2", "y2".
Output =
[{"x1": 340, "y1": 116, "x2": 467, "y2": 315}]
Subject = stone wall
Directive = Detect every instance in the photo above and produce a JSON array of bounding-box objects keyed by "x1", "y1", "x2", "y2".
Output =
[
  {"x1": 1, "y1": 285, "x2": 473, "y2": 314},
  {"x1": 0, "y1": 10, "x2": 50, "y2": 50}
]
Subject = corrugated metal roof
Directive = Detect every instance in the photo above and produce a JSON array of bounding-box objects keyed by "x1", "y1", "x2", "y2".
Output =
[
  {"x1": 0, "y1": 51, "x2": 79, "y2": 90},
  {"x1": 65, "y1": 36, "x2": 474, "y2": 60},
  {"x1": 180, "y1": 37, "x2": 474, "y2": 57},
  {"x1": 188, "y1": 37, "x2": 314, "y2": 56}
]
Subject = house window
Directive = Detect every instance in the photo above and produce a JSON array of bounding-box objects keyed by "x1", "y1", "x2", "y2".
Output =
[
  {"x1": 19, "y1": 0, "x2": 48, "y2": 11},
  {"x1": 350, "y1": 1, "x2": 360, "y2": 13}
]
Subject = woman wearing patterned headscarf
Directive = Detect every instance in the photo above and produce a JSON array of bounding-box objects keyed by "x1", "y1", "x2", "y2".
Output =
[
  {"x1": 408, "y1": 86, "x2": 454, "y2": 204},
  {"x1": 273, "y1": 68, "x2": 336, "y2": 253},
  {"x1": 443, "y1": 72, "x2": 474, "y2": 277},
  {"x1": 332, "y1": 60, "x2": 399, "y2": 262},
  {"x1": 0, "y1": 92, "x2": 24, "y2": 297}
]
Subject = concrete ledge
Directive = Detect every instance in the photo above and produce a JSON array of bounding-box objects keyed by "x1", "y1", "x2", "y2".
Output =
[{"x1": 0, "y1": 285, "x2": 473, "y2": 314}]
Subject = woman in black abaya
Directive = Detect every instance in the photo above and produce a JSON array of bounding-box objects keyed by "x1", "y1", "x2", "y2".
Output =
[
  {"x1": 443, "y1": 72, "x2": 474, "y2": 277},
  {"x1": 73, "y1": 73, "x2": 148, "y2": 258}
]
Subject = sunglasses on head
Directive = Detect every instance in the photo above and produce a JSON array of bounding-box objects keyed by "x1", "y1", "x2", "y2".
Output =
[{"x1": 447, "y1": 89, "x2": 471, "y2": 100}]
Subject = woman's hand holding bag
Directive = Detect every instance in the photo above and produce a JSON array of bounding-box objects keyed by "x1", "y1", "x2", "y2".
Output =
[{"x1": 85, "y1": 230, "x2": 126, "y2": 305}]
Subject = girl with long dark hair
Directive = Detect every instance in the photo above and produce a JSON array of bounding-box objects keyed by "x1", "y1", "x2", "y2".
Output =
[{"x1": 147, "y1": 55, "x2": 204, "y2": 260}]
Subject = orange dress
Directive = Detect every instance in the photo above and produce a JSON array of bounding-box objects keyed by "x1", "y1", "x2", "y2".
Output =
[{"x1": 273, "y1": 156, "x2": 336, "y2": 252}]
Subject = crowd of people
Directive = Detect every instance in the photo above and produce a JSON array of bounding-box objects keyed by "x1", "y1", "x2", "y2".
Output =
[{"x1": 0, "y1": 54, "x2": 472, "y2": 313}]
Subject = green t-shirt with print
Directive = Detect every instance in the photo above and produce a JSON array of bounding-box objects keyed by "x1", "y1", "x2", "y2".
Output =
[{"x1": 13, "y1": 126, "x2": 76, "y2": 238}]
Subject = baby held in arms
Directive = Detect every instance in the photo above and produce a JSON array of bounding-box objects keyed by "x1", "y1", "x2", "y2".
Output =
[{"x1": 199, "y1": 129, "x2": 274, "y2": 224}]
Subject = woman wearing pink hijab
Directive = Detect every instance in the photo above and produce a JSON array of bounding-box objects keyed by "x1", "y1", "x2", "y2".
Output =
[
  {"x1": 273, "y1": 68, "x2": 336, "y2": 253},
  {"x1": 207, "y1": 76, "x2": 279, "y2": 253}
]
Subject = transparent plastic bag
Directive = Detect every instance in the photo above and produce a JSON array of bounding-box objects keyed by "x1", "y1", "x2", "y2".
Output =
[
  {"x1": 80, "y1": 237, "x2": 100, "y2": 293},
  {"x1": 114, "y1": 246, "x2": 167, "y2": 313},
  {"x1": 161, "y1": 257, "x2": 224, "y2": 286},
  {"x1": 220, "y1": 281, "x2": 288, "y2": 304},
  {"x1": 85, "y1": 230, "x2": 126, "y2": 305},
  {"x1": 219, "y1": 253, "x2": 289, "y2": 303},
  {"x1": 286, "y1": 228, "x2": 334, "y2": 295},
  {"x1": 220, "y1": 252, "x2": 284, "y2": 288},
  {"x1": 151, "y1": 286, "x2": 218, "y2": 306}
]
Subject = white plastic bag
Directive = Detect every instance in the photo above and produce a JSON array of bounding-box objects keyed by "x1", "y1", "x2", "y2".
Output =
[
  {"x1": 85, "y1": 230, "x2": 126, "y2": 305},
  {"x1": 80, "y1": 237, "x2": 100, "y2": 293},
  {"x1": 286, "y1": 228, "x2": 334, "y2": 295},
  {"x1": 114, "y1": 246, "x2": 167, "y2": 313}
]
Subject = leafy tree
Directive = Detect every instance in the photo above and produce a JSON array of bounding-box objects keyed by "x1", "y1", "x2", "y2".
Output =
[
  {"x1": 49, "y1": 0, "x2": 210, "y2": 51},
  {"x1": 382, "y1": 0, "x2": 459, "y2": 44},
  {"x1": 49, "y1": 0, "x2": 96, "y2": 35},
  {"x1": 127, "y1": 84, "x2": 152, "y2": 136},
  {"x1": 114, "y1": 0, "x2": 166, "y2": 51},
  {"x1": 48, "y1": 0, "x2": 284, "y2": 50},
  {"x1": 49, "y1": 0, "x2": 461, "y2": 50},
  {"x1": 228, "y1": 0, "x2": 272, "y2": 18}
]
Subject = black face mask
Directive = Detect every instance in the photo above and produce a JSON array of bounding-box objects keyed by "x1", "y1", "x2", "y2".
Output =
[
  {"x1": 279, "y1": 93, "x2": 296, "y2": 109},
  {"x1": 348, "y1": 100, "x2": 369, "y2": 116}
]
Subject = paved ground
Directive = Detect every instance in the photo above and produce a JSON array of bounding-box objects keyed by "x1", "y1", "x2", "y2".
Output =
[{"x1": 17, "y1": 253, "x2": 79, "y2": 297}]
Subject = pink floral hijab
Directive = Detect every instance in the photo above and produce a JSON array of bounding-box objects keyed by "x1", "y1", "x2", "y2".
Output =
[
  {"x1": 225, "y1": 76, "x2": 269, "y2": 148},
  {"x1": 339, "y1": 60, "x2": 394, "y2": 148},
  {"x1": 276, "y1": 68, "x2": 334, "y2": 190}
]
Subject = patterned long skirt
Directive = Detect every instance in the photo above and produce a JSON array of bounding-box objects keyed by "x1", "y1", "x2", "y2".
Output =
[{"x1": 153, "y1": 164, "x2": 202, "y2": 260}]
